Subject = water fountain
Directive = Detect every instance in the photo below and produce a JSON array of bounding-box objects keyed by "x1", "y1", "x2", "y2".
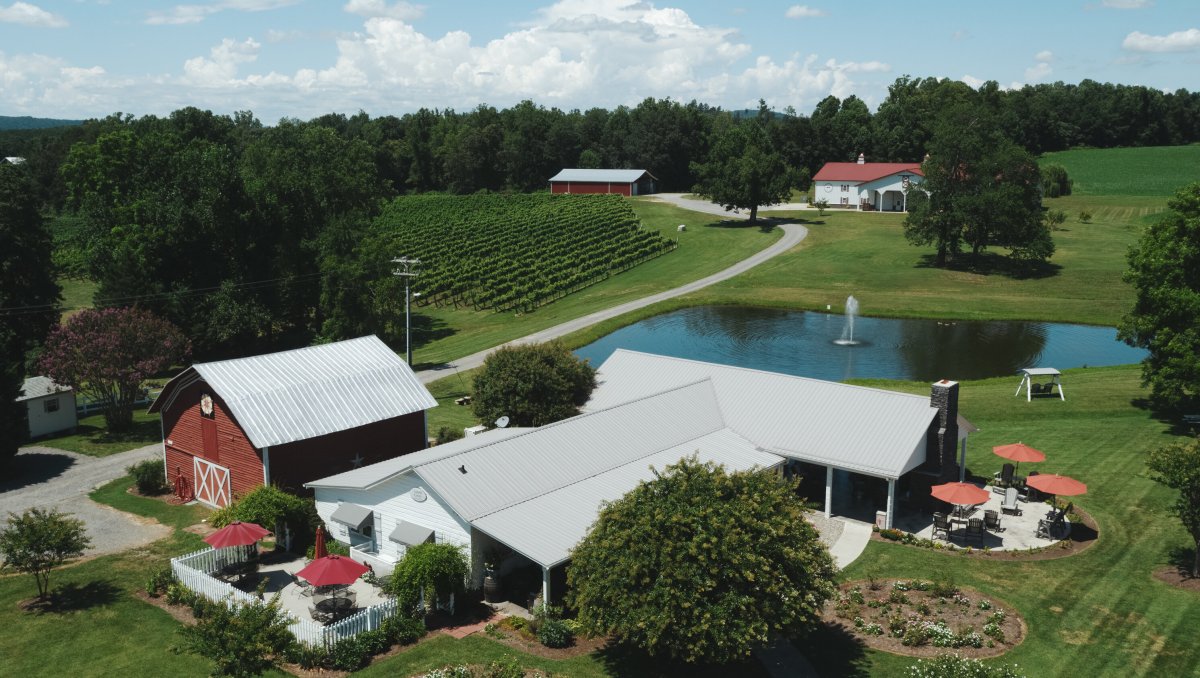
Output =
[{"x1": 835, "y1": 295, "x2": 859, "y2": 346}]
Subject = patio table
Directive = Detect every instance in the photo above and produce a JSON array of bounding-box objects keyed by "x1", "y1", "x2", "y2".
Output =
[{"x1": 313, "y1": 596, "x2": 355, "y2": 622}]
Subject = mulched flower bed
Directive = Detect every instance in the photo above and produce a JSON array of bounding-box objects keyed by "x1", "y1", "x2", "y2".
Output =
[
  {"x1": 1153, "y1": 566, "x2": 1200, "y2": 592},
  {"x1": 821, "y1": 579, "x2": 1026, "y2": 658},
  {"x1": 871, "y1": 505, "x2": 1099, "y2": 561},
  {"x1": 481, "y1": 615, "x2": 609, "y2": 659}
]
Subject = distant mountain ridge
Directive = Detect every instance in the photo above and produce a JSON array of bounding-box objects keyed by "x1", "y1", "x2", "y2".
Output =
[{"x1": 0, "y1": 115, "x2": 85, "y2": 130}]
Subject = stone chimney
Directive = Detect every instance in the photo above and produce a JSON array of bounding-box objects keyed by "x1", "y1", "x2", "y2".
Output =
[
  {"x1": 856, "y1": 152, "x2": 865, "y2": 164},
  {"x1": 926, "y1": 380, "x2": 960, "y2": 482}
]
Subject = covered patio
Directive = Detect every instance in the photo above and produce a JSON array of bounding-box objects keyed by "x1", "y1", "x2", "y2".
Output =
[
  {"x1": 893, "y1": 485, "x2": 1071, "y2": 550},
  {"x1": 253, "y1": 553, "x2": 393, "y2": 624}
]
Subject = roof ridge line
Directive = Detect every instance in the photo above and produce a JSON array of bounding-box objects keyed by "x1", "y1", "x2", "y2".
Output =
[{"x1": 194, "y1": 334, "x2": 381, "y2": 370}]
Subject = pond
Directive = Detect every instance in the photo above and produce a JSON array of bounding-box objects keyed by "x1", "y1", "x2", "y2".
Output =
[{"x1": 575, "y1": 306, "x2": 1148, "y2": 383}]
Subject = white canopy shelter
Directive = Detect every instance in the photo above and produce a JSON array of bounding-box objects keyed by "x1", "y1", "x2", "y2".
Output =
[{"x1": 1016, "y1": 368, "x2": 1064, "y2": 402}]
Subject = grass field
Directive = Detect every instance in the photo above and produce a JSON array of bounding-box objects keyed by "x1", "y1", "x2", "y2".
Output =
[
  {"x1": 1040, "y1": 145, "x2": 1200, "y2": 196},
  {"x1": 34, "y1": 407, "x2": 161, "y2": 457},
  {"x1": 57, "y1": 276, "x2": 97, "y2": 320},
  {"x1": 408, "y1": 199, "x2": 782, "y2": 367}
]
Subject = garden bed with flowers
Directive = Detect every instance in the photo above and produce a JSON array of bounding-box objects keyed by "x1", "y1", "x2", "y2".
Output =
[{"x1": 821, "y1": 578, "x2": 1025, "y2": 658}]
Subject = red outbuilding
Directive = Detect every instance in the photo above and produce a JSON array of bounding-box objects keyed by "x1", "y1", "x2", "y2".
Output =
[
  {"x1": 149, "y1": 335, "x2": 437, "y2": 508},
  {"x1": 549, "y1": 168, "x2": 657, "y2": 196}
]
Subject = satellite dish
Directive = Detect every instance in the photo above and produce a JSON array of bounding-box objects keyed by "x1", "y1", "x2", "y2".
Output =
[{"x1": 495, "y1": 416, "x2": 510, "y2": 428}]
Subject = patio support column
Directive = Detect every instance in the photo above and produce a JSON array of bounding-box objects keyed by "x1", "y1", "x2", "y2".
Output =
[
  {"x1": 886, "y1": 478, "x2": 896, "y2": 529},
  {"x1": 824, "y1": 466, "x2": 833, "y2": 519},
  {"x1": 959, "y1": 438, "x2": 967, "y2": 483},
  {"x1": 541, "y1": 567, "x2": 551, "y2": 608}
]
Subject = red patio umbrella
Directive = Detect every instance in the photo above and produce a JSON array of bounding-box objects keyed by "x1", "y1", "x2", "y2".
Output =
[
  {"x1": 992, "y1": 442, "x2": 1046, "y2": 465},
  {"x1": 204, "y1": 521, "x2": 271, "y2": 549},
  {"x1": 313, "y1": 524, "x2": 328, "y2": 560},
  {"x1": 1025, "y1": 473, "x2": 1087, "y2": 497},
  {"x1": 296, "y1": 554, "x2": 368, "y2": 587},
  {"x1": 930, "y1": 482, "x2": 991, "y2": 507}
]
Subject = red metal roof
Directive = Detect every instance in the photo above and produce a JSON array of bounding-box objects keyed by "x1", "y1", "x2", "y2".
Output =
[{"x1": 813, "y1": 162, "x2": 924, "y2": 183}]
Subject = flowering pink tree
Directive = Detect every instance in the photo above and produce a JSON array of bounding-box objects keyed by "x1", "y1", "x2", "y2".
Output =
[{"x1": 40, "y1": 308, "x2": 190, "y2": 432}]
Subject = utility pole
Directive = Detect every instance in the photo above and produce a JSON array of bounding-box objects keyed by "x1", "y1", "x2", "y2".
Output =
[{"x1": 391, "y1": 257, "x2": 420, "y2": 365}]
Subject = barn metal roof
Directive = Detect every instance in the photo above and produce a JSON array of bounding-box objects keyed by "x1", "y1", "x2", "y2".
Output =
[
  {"x1": 472, "y1": 427, "x2": 782, "y2": 568},
  {"x1": 413, "y1": 379, "x2": 729, "y2": 522},
  {"x1": 588, "y1": 350, "x2": 940, "y2": 479},
  {"x1": 150, "y1": 336, "x2": 437, "y2": 449},
  {"x1": 549, "y1": 169, "x2": 656, "y2": 183},
  {"x1": 18, "y1": 376, "x2": 70, "y2": 402}
]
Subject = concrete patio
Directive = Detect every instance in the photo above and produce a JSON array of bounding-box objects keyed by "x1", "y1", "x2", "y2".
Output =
[
  {"x1": 252, "y1": 554, "x2": 393, "y2": 623},
  {"x1": 893, "y1": 484, "x2": 1071, "y2": 550}
]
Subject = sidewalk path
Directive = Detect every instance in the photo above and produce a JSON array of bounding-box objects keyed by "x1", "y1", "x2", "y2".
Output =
[
  {"x1": 2, "y1": 444, "x2": 170, "y2": 557},
  {"x1": 415, "y1": 199, "x2": 808, "y2": 383}
]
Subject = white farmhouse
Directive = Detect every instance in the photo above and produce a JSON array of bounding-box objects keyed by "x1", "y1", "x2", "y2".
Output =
[
  {"x1": 306, "y1": 351, "x2": 972, "y2": 609},
  {"x1": 813, "y1": 154, "x2": 923, "y2": 211},
  {"x1": 18, "y1": 376, "x2": 77, "y2": 439}
]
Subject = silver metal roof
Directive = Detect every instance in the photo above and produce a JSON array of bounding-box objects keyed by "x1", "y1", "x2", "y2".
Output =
[
  {"x1": 305, "y1": 427, "x2": 531, "y2": 490},
  {"x1": 472, "y1": 427, "x2": 782, "y2": 568},
  {"x1": 18, "y1": 376, "x2": 70, "y2": 402},
  {"x1": 152, "y1": 336, "x2": 437, "y2": 449},
  {"x1": 330, "y1": 503, "x2": 373, "y2": 529},
  {"x1": 389, "y1": 520, "x2": 434, "y2": 546},
  {"x1": 549, "y1": 168, "x2": 654, "y2": 183},
  {"x1": 413, "y1": 379, "x2": 728, "y2": 522},
  {"x1": 589, "y1": 350, "x2": 940, "y2": 479}
]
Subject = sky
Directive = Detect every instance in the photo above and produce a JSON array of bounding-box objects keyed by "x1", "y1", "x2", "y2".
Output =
[{"x1": 1, "y1": 0, "x2": 1197, "y2": 122}]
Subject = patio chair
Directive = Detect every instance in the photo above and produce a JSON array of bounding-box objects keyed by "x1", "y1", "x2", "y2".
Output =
[
  {"x1": 993, "y1": 463, "x2": 1015, "y2": 489},
  {"x1": 1036, "y1": 518, "x2": 1053, "y2": 539},
  {"x1": 1025, "y1": 471, "x2": 1041, "y2": 501},
  {"x1": 984, "y1": 509, "x2": 1003, "y2": 532},
  {"x1": 932, "y1": 512, "x2": 951, "y2": 540},
  {"x1": 291, "y1": 573, "x2": 314, "y2": 597},
  {"x1": 965, "y1": 518, "x2": 985, "y2": 546},
  {"x1": 1001, "y1": 487, "x2": 1022, "y2": 516}
]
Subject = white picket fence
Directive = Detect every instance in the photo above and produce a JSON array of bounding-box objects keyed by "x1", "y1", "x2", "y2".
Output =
[
  {"x1": 171, "y1": 547, "x2": 260, "y2": 608},
  {"x1": 171, "y1": 547, "x2": 399, "y2": 648}
]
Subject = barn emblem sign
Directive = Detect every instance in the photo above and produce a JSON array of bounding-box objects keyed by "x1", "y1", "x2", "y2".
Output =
[{"x1": 200, "y1": 393, "x2": 215, "y2": 419}]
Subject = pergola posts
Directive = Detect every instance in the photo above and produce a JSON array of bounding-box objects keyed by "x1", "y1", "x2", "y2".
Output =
[
  {"x1": 541, "y1": 567, "x2": 550, "y2": 608},
  {"x1": 886, "y1": 479, "x2": 896, "y2": 529},
  {"x1": 824, "y1": 466, "x2": 833, "y2": 518}
]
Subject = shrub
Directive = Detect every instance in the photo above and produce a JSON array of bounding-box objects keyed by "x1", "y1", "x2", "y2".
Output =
[
  {"x1": 435, "y1": 426, "x2": 464, "y2": 445},
  {"x1": 358, "y1": 629, "x2": 390, "y2": 655},
  {"x1": 1078, "y1": 209, "x2": 1092, "y2": 223},
  {"x1": 329, "y1": 637, "x2": 370, "y2": 671},
  {"x1": 906, "y1": 653, "x2": 1027, "y2": 677},
  {"x1": 304, "y1": 538, "x2": 350, "y2": 559},
  {"x1": 176, "y1": 597, "x2": 293, "y2": 677},
  {"x1": 387, "y1": 542, "x2": 470, "y2": 614},
  {"x1": 931, "y1": 574, "x2": 958, "y2": 598},
  {"x1": 537, "y1": 617, "x2": 574, "y2": 648},
  {"x1": 382, "y1": 613, "x2": 427, "y2": 645},
  {"x1": 282, "y1": 642, "x2": 329, "y2": 669},
  {"x1": 146, "y1": 566, "x2": 175, "y2": 597},
  {"x1": 1041, "y1": 164, "x2": 1072, "y2": 198},
  {"x1": 164, "y1": 582, "x2": 193, "y2": 606},
  {"x1": 983, "y1": 622, "x2": 1005, "y2": 643},
  {"x1": 128, "y1": 459, "x2": 169, "y2": 495},
  {"x1": 422, "y1": 667, "x2": 474, "y2": 678},
  {"x1": 481, "y1": 655, "x2": 524, "y2": 678}
]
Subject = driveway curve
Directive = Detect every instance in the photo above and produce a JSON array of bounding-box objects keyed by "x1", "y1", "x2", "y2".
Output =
[
  {"x1": 1, "y1": 444, "x2": 171, "y2": 558},
  {"x1": 415, "y1": 195, "x2": 807, "y2": 383}
]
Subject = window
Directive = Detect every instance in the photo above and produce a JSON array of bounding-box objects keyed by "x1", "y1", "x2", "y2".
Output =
[
  {"x1": 840, "y1": 197, "x2": 849, "y2": 205},
  {"x1": 840, "y1": 184, "x2": 849, "y2": 192},
  {"x1": 351, "y1": 524, "x2": 373, "y2": 538},
  {"x1": 43, "y1": 398, "x2": 59, "y2": 413}
]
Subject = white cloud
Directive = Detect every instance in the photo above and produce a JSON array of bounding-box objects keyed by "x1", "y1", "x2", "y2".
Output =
[
  {"x1": 146, "y1": 0, "x2": 296, "y2": 26},
  {"x1": 265, "y1": 28, "x2": 304, "y2": 43},
  {"x1": 343, "y1": 0, "x2": 424, "y2": 21},
  {"x1": 1035, "y1": 50, "x2": 1053, "y2": 62},
  {"x1": 1122, "y1": 28, "x2": 1200, "y2": 52},
  {"x1": 785, "y1": 4, "x2": 826, "y2": 19},
  {"x1": 0, "y1": 2, "x2": 67, "y2": 27},
  {"x1": 1102, "y1": 0, "x2": 1152, "y2": 8},
  {"x1": 961, "y1": 74, "x2": 985, "y2": 88},
  {"x1": 1024, "y1": 62, "x2": 1052, "y2": 81},
  {"x1": 183, "y1": 38, "x2": 262, "y2": 86}
]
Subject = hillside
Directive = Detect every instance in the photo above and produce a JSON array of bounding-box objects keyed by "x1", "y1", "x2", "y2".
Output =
[
  {"x1": 1040, "y1": 145, "x2": 1200, "y2": 196},
  {"x1": 0, "y1": 115, "x2": 84, "y2": 130}
]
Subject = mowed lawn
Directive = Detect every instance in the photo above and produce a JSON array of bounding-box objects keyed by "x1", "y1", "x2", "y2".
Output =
[
  {"x1": 408, "y1": 199, "x2": 782, "y2": 367},
  {"x1": 34, "y1": 407, "x2": 162, "y2": 457},
  {"x1": 796, "y1": 365, "x2": 1200, "y2": 677},
  {"x1": 1040, "y1": 145, "x2": 1200, "y2": 196}
]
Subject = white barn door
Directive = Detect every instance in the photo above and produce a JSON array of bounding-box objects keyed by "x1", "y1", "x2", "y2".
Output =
[{"x1": 193, "y1": 456, "x2": 231, "y2": 508}]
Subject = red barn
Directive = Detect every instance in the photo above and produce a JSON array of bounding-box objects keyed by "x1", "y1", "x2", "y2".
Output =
[
  {"x1": 549, "y1": 169, "x2": 657, "y2": 196},
  {"x1": 149, "y1": 335, "x2": 437, "y2": 508}
]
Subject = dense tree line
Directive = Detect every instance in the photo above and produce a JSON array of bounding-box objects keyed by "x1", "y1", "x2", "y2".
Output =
[{"x1": 3, "y1": 77, "x2": 1197, "y2": 363}]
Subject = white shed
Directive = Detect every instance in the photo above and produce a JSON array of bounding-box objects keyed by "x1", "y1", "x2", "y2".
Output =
[{"x1": 18, "y1": 376, "x2": 77, "y2": 439}]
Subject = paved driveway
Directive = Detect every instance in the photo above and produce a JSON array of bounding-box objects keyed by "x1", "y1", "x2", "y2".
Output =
[
  {"x1": 1, "y1": 444, "x2": 171, "y2": 557},
  {"x1": 415, "y1": 197, "x2": 808, "y2": 383}
]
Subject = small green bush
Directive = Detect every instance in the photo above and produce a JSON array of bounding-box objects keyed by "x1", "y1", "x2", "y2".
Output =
[
  {"x1": 480, "y1": 655, "x2": 524, "y2": 678},
  {"x1": 329, "y1": 637, "x2": 370, "y2": 671},
  {"x1": 127, "y1": 459, "x2": 169, "y2": 495},
  {"x1": 537, "y1": 617, "x2": 574, "y2": 648},
  {"x1": 358, "y1": 629, "x2": 390, "y2": 655},
  {"x1": 382, "y1": 614, "x2": 427, "y2": 645},
  {"x1": 304, "y1": 538, "x2": 350, "y2": 559},
  {"x1": 146, "y1": 567, "x2": 175, "y2": 597},
  {"x1": 282, "y1": 642, "x2": 329, "y2": 669},
  {"x1": 906, "y1": 653, "x2": 1026, "y2": 677},
  {"x1": 436, "y1": 426, "x2": 464, "y2": 445}
]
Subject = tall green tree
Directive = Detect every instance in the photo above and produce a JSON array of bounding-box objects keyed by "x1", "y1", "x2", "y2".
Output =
[
  {"x1": 568, "y1": 457, "x2": 836, "y2": 664},
  {"x1": 472, "y1": 342, "x2": 596, "y2": 427},
  {"x1": 691, "y1": 119, "x2": 795, "y2": 222},
  {"x1": 903, "y1": 107, "x2": 1051, "y2": 266},
  {"x1": 0, "y1": 508, "x2": 91, "y2": 600},
  {"x1": 1145, "y1": 439, "x2": 1200, "y2": 577},
  {"x1": 1118, "y1": 182, "x2": 1200, "y2": 411},
  {"x1": 0, "y1": 162, "x2": 60, "y2": 465}
]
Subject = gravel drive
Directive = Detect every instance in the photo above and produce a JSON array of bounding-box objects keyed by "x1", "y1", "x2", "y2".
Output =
[
  {"x1": 415, "y1": 195, "x2": 808, "y2": 383},
  {"x1": 1, "y1": 444, "x2": 171, "y2": 558}
]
